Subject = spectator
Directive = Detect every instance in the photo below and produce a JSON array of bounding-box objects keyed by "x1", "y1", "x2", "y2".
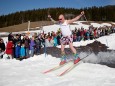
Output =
[
  {"x1": 6, "y1": 39, "x2": 14, "y2": 59},
  {"x1": 94, "y1": 28, "x2": 97, "y2": 39},
  {"x1": 56, "y1": 32, "x2": 61, "y2": 45},
  {"x1": 76, "y1": 29, "x2": 81, "y2": 41},
  {"x1": 113, "y1": 26, "x2": 115, "y2": 32},
  {"x1": 13, "y1": 34, "x2": 21, "y2": 58},
  {"x1": 14, "y1": 34, "x2": 21, "y2": 45},
  {"x1": 97, "y1": 28, "x2": 101, "y2": 38},
  {"x1": 0, "y1": 38, "x2": 5, "y2": 58},
  {"x1": 45, "y1": 36, "x2": 51, "y2": 47},
  {"x1": 8, "y1": 32, "x2": 14, "y2": 41},
  {"x1": 73, "y1": 33, "x2": 77, "y2": 42},
  {"x1": 53, "y1": 34, "x2": 58, "y2": 46},
  {"x1": 50, "y1": 36, "x2": 54, "y2": 47},
  {"x1": 22, "y1": 35, "x2": 30, "y2": 58},
  {"x1": 86, "y1": 30, "x2": 90, "y2": 40},
  {"x1": 29, "y1": 36, "x2": 35, "y2": 57},
  {"x1": 34, "y1": 36, "x2": 42, "y2": 55},
  {"x1": 20, "y1": 43, "x2": 26, "y2": 59},
  {"x1": 15, "y1": 41, "x2": 21, "y2": 59}
]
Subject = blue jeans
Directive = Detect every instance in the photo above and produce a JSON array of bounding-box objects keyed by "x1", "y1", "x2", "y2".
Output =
[
  {"x1": 77, "y1": 36, "x2": 81, "y2": 41},
  {"x1": 35, "y1": 46, "x2": 41, "y2": 55},
  {"x1": 30, "y1": 47, "x2": 34, "y2": 57},
  {"x1": 26, "y1": 48, "x2": 29, "y2": 57}
]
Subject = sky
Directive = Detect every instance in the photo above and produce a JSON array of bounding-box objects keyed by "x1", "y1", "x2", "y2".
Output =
[{"x1": 0, "y1": 0, "x2": 115, "y2": 15}]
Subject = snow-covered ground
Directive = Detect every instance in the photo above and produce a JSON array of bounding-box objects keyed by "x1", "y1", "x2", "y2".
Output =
[
  {"x1": 0, "y1": 22, "x2": 115, "y2": 86},
  {"x1": 0, "y1": 54, "x2": 115, "y2": 86}
]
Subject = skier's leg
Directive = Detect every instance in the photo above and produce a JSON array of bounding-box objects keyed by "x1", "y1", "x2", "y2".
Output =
[
  {"x1": 69, "y1": 42, "x2": 76, "y2": 54},
  {"x1": 69, "y1": 43, "x2": 80, "y2": 64},
  {"x1": 60, "y1": 44, "x2": 66, "y2": 65}
]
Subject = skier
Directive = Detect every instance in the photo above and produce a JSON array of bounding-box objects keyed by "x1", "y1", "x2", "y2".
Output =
[{"x1": 48, "y1": 11, "x2": 84, "y2": 65}]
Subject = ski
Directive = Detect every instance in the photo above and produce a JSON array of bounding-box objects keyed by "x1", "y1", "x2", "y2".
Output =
[
  {"x1": 43, "y1": 54, "x2": 91, "y2": 74},
  {"x1": 58, "y1": 54, "x2": 91, "y2": 76},
  {"x1": 58, "y1": 60, "x2": 81, "y2": 76},
  {"x1": 43, "y1": 61, "x2": 72, "y2": 74},
  {"x1": 43, "y1": 65, "x2": 64, "y2": 74}
]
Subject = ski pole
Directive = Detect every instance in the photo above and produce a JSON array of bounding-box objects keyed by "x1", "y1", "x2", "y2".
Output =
[{"x1": 44, "y1": 40, "x2": 47, "y2": 57}]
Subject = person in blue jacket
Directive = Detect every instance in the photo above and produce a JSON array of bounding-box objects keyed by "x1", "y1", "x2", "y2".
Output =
[
  {"x1": 15, "y1": 41, "x2": 21, "y2": 59},
  {"x1": 53, "y1": 35, "x2": 58, "y2": 47},
  {"x1": 20, "y1": 43, "x2": 26, "y2": 58}
]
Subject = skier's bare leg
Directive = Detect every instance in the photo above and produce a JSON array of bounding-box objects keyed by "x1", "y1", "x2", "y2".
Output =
[
  {"x1": 69, "y1": 42, "x2": 80, "y2": 64},
  {"x1": 69, "y1": 42, "x2": 76, "y2": 54},
  {"x1": 60, "y1": 44, "x2": 66, "y2": 65}
]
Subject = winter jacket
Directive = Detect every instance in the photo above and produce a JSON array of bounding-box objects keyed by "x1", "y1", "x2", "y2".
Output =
[
  {"x1": 6, "y1": 41, "x2": 14, "y2": 55},
  {"x1": 54, "y1": 37, "x2": 57, "y2": 46},
  {"x1": 0, "y1": 42, "x2": 5, "y2": 51},
  {"x1": 35, "y1": 38, "x2": 41, "y2": 48},
  {"x1": 15, "y1": 45, "x2": 21, "y2": 58},
  {"x1": 30, "y1": 40, "x2": 35, "y2": 50},
  {"x1": 13, "y1": 38, "x2": 21, "y2": 46},
  {"x1": 21, "y1": 38, "x2": 30, "y2": 48},
  {"x1": 20, "y1": 46, "x2": 26, "y2": 57},
  {"x1": 57, "y1": 35, "x2": 61, "y2": 45}
]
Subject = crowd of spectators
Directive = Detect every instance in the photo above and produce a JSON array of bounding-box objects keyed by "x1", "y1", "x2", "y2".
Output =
[{"x1": 0, "y1": 25, "x2": 115, "y2": 60}]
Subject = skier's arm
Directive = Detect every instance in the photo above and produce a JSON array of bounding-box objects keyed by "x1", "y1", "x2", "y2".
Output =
[
  {"x1": 48, "y1": 15, "x2": 57, "y2": 24},
  {"x1": 67, "y1": 11, "x2": 84, "y2": 24}
]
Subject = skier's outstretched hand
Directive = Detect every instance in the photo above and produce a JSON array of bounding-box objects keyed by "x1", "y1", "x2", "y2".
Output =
[
  {"x1": 81, "y1": 11, "x2": 85, "y2": 15},
  {"x1": 48, "y1": 15, "x2": 51, "y2": 18}
]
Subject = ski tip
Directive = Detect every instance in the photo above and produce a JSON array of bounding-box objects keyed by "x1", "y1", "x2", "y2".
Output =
[
  {"x1": 42, "y1": 72, "x2": 47, "y2": 74},
  {"x1": 42, "y1": 71, "x2": 46, "y2": 74},
  {"x1": 42, "y1": 70, "x2": 50, "y2": 74},
  {"x1": 58, "y1": 74, "x2": 64, "y2": 77}
]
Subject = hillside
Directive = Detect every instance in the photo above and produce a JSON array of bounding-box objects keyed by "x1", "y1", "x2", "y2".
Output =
[
  {"x1": 0, "y1": 21, "x2": 53, "y2": 32},
  {"x1": 0, "y1": 6, "x2": 115, "y2": 28},
  {"x1": 0, "y1": 21, "x2": 115, "y2": 32}
]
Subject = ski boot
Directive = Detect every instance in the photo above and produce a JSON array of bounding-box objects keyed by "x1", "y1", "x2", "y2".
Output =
[
  {"x1": 60, "y1": 55, "x2": 67, "y2": 65},
  {"x1": 73, "y1": 53, "x2": 80, "y2": 64}
]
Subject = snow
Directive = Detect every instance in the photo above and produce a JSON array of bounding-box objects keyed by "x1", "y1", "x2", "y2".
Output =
[
  {"x1": 0, "y1": 32, "x2": 9, "y2": 36},
  {"x1": 91, "y1": 23, "x2": 102, "y2": 28},
  {"x1": 43, "y1": 24, "x2": 60, "y2": 33},
  {"x1": 97, "y1": 33, "x2": 115, "y2": 50},
  {"x1": 0, "y1": 54, "x2": 115, "y2": 86},
  {"x1": 101, "y1": 23, "x2": 112, "y2": 27},
  {"x1": 0, "y1": 22, "x2": 115, "y2": 86},
  {"x1": 57, "y1": 33, "x2": 115, "y2": 50}
]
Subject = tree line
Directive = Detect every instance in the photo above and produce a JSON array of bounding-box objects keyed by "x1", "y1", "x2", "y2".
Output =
[{"x1": 0, "y1": 5, "x2": 115, "y2": 28}]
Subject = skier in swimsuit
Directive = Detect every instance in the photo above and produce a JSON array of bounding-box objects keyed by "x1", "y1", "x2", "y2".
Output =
[{"x1": 48, "y1": 11, "x2": 84, "y2": 65}]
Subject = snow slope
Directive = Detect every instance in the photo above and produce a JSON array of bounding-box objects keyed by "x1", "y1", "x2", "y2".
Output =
[
  {"x1": 0, "y1": 54, "x2": 115, "y2": 86},
  {"x1": 1, "y1": 36, "x2": 115, "y2": 86},
  {"x1": 0, "y1": 22, "x2": 115, "y2": 86}
]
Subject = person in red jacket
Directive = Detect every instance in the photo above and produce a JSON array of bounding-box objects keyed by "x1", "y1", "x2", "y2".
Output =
[{"x1": 6, "y1": 40, "x2": 14, "y2": 59}]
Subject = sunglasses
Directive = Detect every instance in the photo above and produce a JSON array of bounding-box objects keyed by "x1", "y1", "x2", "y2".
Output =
[{"x1": 59, "y1": 19, "x2": 62, "y2": 20}]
